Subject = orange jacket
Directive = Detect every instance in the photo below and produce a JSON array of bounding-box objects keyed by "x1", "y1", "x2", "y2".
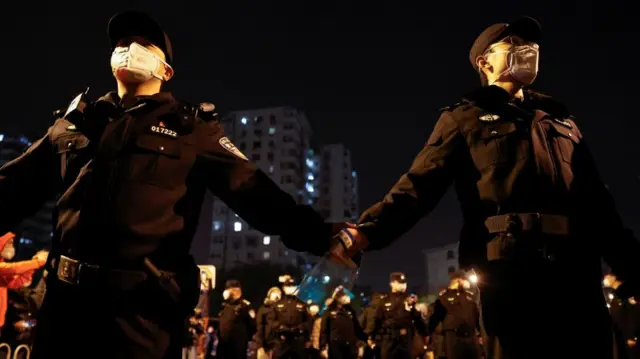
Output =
[{"x1": 0, "y1": 233, "x2": 46, "y2": 327}]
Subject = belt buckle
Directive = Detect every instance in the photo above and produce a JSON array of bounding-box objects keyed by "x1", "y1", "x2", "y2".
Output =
[{"x1": 57, "y1": 255, "x2": 82, "y2": 285}]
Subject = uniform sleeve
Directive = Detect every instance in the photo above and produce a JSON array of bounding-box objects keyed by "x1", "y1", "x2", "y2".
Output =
[
  {"x1": 311, "y1": 317, "x2": 322, "y2": 349},
  {"x1": 411, "y1": 307, "x2": 428, "y2": 337},
  {"x1": 197, "y1": 123, "x2": 332, "y2": 256},
  {"x1": 357, "y1": 112, "x2": 463, "y2": 250},
  {"x1": 570, "y1": 136, "x2": 640, "y2": 294},
  {"x1": 255, "y1": 306, "x2": 266, "y2": 347},
  {"x1": 347, "y1": 306, "x2": 368, "y2": 340},
  {"x1": 0, "y1": 130, "x2": 60, "y2": 234},
  {"x1": 319, "y1": 312, "x2": 330, "y2": 349},
  {"x1": 245, "y1": 305, "x2": 257, "y2": 336},
  {"x1": 426, "y1": 298, "x2": 447, "y2": 335},
  {"x1": 364, "y1": 303, "x2": 382, "y2": 337}
]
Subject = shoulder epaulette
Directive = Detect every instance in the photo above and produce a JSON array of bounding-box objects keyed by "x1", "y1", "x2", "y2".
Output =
[{"x1": 438, "y1": 101, "x2": 465, "y2": 113}]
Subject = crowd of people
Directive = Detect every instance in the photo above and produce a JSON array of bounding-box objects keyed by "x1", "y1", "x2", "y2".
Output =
[{"x1": 179, "y1": 269, "x2": 639, "y2": 359}]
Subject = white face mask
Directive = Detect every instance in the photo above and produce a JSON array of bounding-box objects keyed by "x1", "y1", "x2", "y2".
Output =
[
  {"x1": 269, "y1": 292, "x2": 281, "y2": 302},
  {"x1": 283, "y1": 286, "x2": 297, "y2": 296},
  {"x1": 488, "y1": 41, "x2": 539, "y2": 86},
  {"x1": 391, "y1": 282, "x2": 407, "y2": 293},
  {"x1": 222, "y1": 289, "x2": 231, "y2": 300},
  {"x1": 339, "y1": 296, "x2": 351, "y2": 305},
  {"x1": 110, "y1": 42, "x2": 171, "y2": 84},
  {"x1": 1, "y1": 247, "x2": 15, "y2": 260}
]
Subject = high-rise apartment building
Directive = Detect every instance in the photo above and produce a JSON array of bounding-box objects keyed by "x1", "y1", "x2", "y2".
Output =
[
  {"x1": 207, "y1": 107, "x2": 359, "y2": 271},
  {"x1": 424, "y1": 242, "x2": 459, "y2": 293}
]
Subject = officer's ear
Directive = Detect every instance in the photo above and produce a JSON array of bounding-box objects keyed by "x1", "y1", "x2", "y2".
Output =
[
  {"x1": 476, "y1": 55, "x2": 492, "y2": 75},
  {"x1": 162, "y1": 64, "x2": 174, "y2": 82}
]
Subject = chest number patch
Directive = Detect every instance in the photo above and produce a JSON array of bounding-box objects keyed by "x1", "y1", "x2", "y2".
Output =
[
  {"x1": 150, "y1": 125, "x2": 177, "y2": 138},
  {"x1": 219, "y1": 137, "x2": 248, "y2": 161}
]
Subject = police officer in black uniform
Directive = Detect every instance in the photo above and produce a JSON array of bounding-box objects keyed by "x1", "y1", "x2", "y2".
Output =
[
  {"x1": 0, "y1": 11, "x2": 344, "y2": 359},
  {"x1": 320, "y1": 286, "x2": 367, "y2": 359},
  {"x1": 605, "y1": 274, "x2": 640, "y2": 359},
  {"x1": 217, "y1": 280, "x2": 256, "y2": 359},
  {"x1": 365, "y1": 273, "x2": 427, "y2": 359},
  {"x1": 334, "y1": 16, "x2": 640, "y2": 359},
  {"x1": 269, "y1": 275, "x2": 312, "y2": 358},
  {"x1": 257, "y1": 286, "x2": 282, "y2": 359},
  {"x1": 360, "y1": 293, "x2": 385, "y2": 359},
  {"x1": 426, "y1": 272, "x2": 480, "y2": 359}
]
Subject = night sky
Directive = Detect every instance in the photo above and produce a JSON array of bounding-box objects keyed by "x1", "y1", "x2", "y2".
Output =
[{"x1": 1, "y1": 0, "x2": 638, "y2": 291}]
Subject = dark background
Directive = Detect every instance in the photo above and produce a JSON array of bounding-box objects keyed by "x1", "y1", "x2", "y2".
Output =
[{"x1": 2, "y1": 0, "x2": 637, "y2": 291}]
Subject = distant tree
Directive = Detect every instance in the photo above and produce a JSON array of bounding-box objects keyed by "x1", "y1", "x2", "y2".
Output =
[{"x1": 210, "y1": 262, "x2": 304, "y2": 315}]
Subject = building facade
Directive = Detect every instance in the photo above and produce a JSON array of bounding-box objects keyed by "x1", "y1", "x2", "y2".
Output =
[
  {"x1": 317, "y1": 144, "x2": 359, "y2": 223},
  {"x1": 0, "y1": 134, "x2": 55, "y2": 258},
  {"x1": 424, "y1": 242, "x2": 459, "y2": 294},
  {"x1": 207, "y1": 107, "x2": 358, "y2": 272}
]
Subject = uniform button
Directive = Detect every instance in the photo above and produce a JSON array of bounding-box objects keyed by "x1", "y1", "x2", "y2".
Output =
[
  {"x1": 159, "y1": 146, "x2": 165, "y2": 151},
  {"x1": 67, "y1": 141, "x2": 74, "y2": 148}
]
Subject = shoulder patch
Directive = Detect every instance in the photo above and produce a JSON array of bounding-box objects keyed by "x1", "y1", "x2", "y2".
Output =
[{"x1": 219, "y1": 137, "x2": 248, "y2": 161}]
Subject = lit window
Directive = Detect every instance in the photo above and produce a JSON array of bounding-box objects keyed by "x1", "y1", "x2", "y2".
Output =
[
  {"x1": 268, "y1": 165, "x2": 275, "y2": 173},
  {"x1": 263, "y1": 251, "x2": 270, "y2": 259},
  {"x1": 284, "y1": 250, "x2": 289, "y2": 256},
  {"x1": 308, "y1": 149, "x2": 314, "y2": 156},
  {"x1": 352, "y1": 171, "x2": 357, "y2": 177},
  {"x1": 49, "y1": 232, "x2": 54, "y2": 237},
  {"x1": 268, "y1": 127, "x2": 276, "y2": 135},
  {"x1": 213, "y1": 221, "x2": 222, "y2": 231},
  {"x1": 305, "y1": 183, "x2": 314, "y2": 193},
  {"x1": 241, "y1": 117, "x2": 248, "y2": 125},
  {"x1": 234, "y1": 222, "x2": 242, "y2": 232},
  {"x1": 307, "y1": 174, "x2": 314, "y2": 181},
  {"x1": 322, "y1": 275, "x2": 330, "y2": 284},
  {"x1": 263, "y1": 236, "x2": 271, "y2": 245},
  {"x1": 307, "y1": 199, "x2": 313, "y2": 205},
  {"x1": 0, "y1": 134, "x2": 4, "y2": 142},
  {"x1": 306, "y1": 158, "x2": 314, "y2": 168}
]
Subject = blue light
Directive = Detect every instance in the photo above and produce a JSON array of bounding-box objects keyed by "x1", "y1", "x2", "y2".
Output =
[
  {"x1": 306, "y1": 158, "x2": 314, "y2": 168},
  {"x1": 268, "y1": 127, "x2": 276, "y2": 134},
  {"x1": 352, "y1": 171, "x2": 357, "y2": 177},
  {"x1": 322, "y1": 275, "x2": 330, "y2": 284},
  {"x1": 305, "y1": 183, "x2": 314, "y2": 193},
  {"x1": 307, "y1": 174, "x2": 314, "y2": 181},
  {"x1": 0, "y1": 134, "x2": 4, "y2": 142},
  {"x1": 307, "y1": 199, "x2": 313, "y2": 205},
  {"x1": 241, "y1": 117, "x2": 248, "y2": 125},
  {"x1": 213, "y1": 221, "x2": 222, "y2": 231},
  {"x1": 19, "y1": 136, "x2": 29, "y2": 144}
]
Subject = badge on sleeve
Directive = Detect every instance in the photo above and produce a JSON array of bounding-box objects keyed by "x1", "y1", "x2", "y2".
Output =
[
  {"x1": 219, "y1": 137, "x2": 248, "y2": 161},
  {"x1": 479, "y1": 114, "x2": 500, "y2": 122}
]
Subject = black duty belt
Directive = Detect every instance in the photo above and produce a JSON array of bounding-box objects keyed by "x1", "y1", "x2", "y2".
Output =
[
  {"x1": 484, "y1": 213, "x2": 569, "y2": 236},
  {"x1": 56, "y1": 255, "x2": 173, "y2": 291}
]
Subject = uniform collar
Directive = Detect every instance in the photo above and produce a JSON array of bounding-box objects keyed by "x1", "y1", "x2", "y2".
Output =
[{"x1": 97, "y1": 91, "x2": 177, "y2": 109}]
